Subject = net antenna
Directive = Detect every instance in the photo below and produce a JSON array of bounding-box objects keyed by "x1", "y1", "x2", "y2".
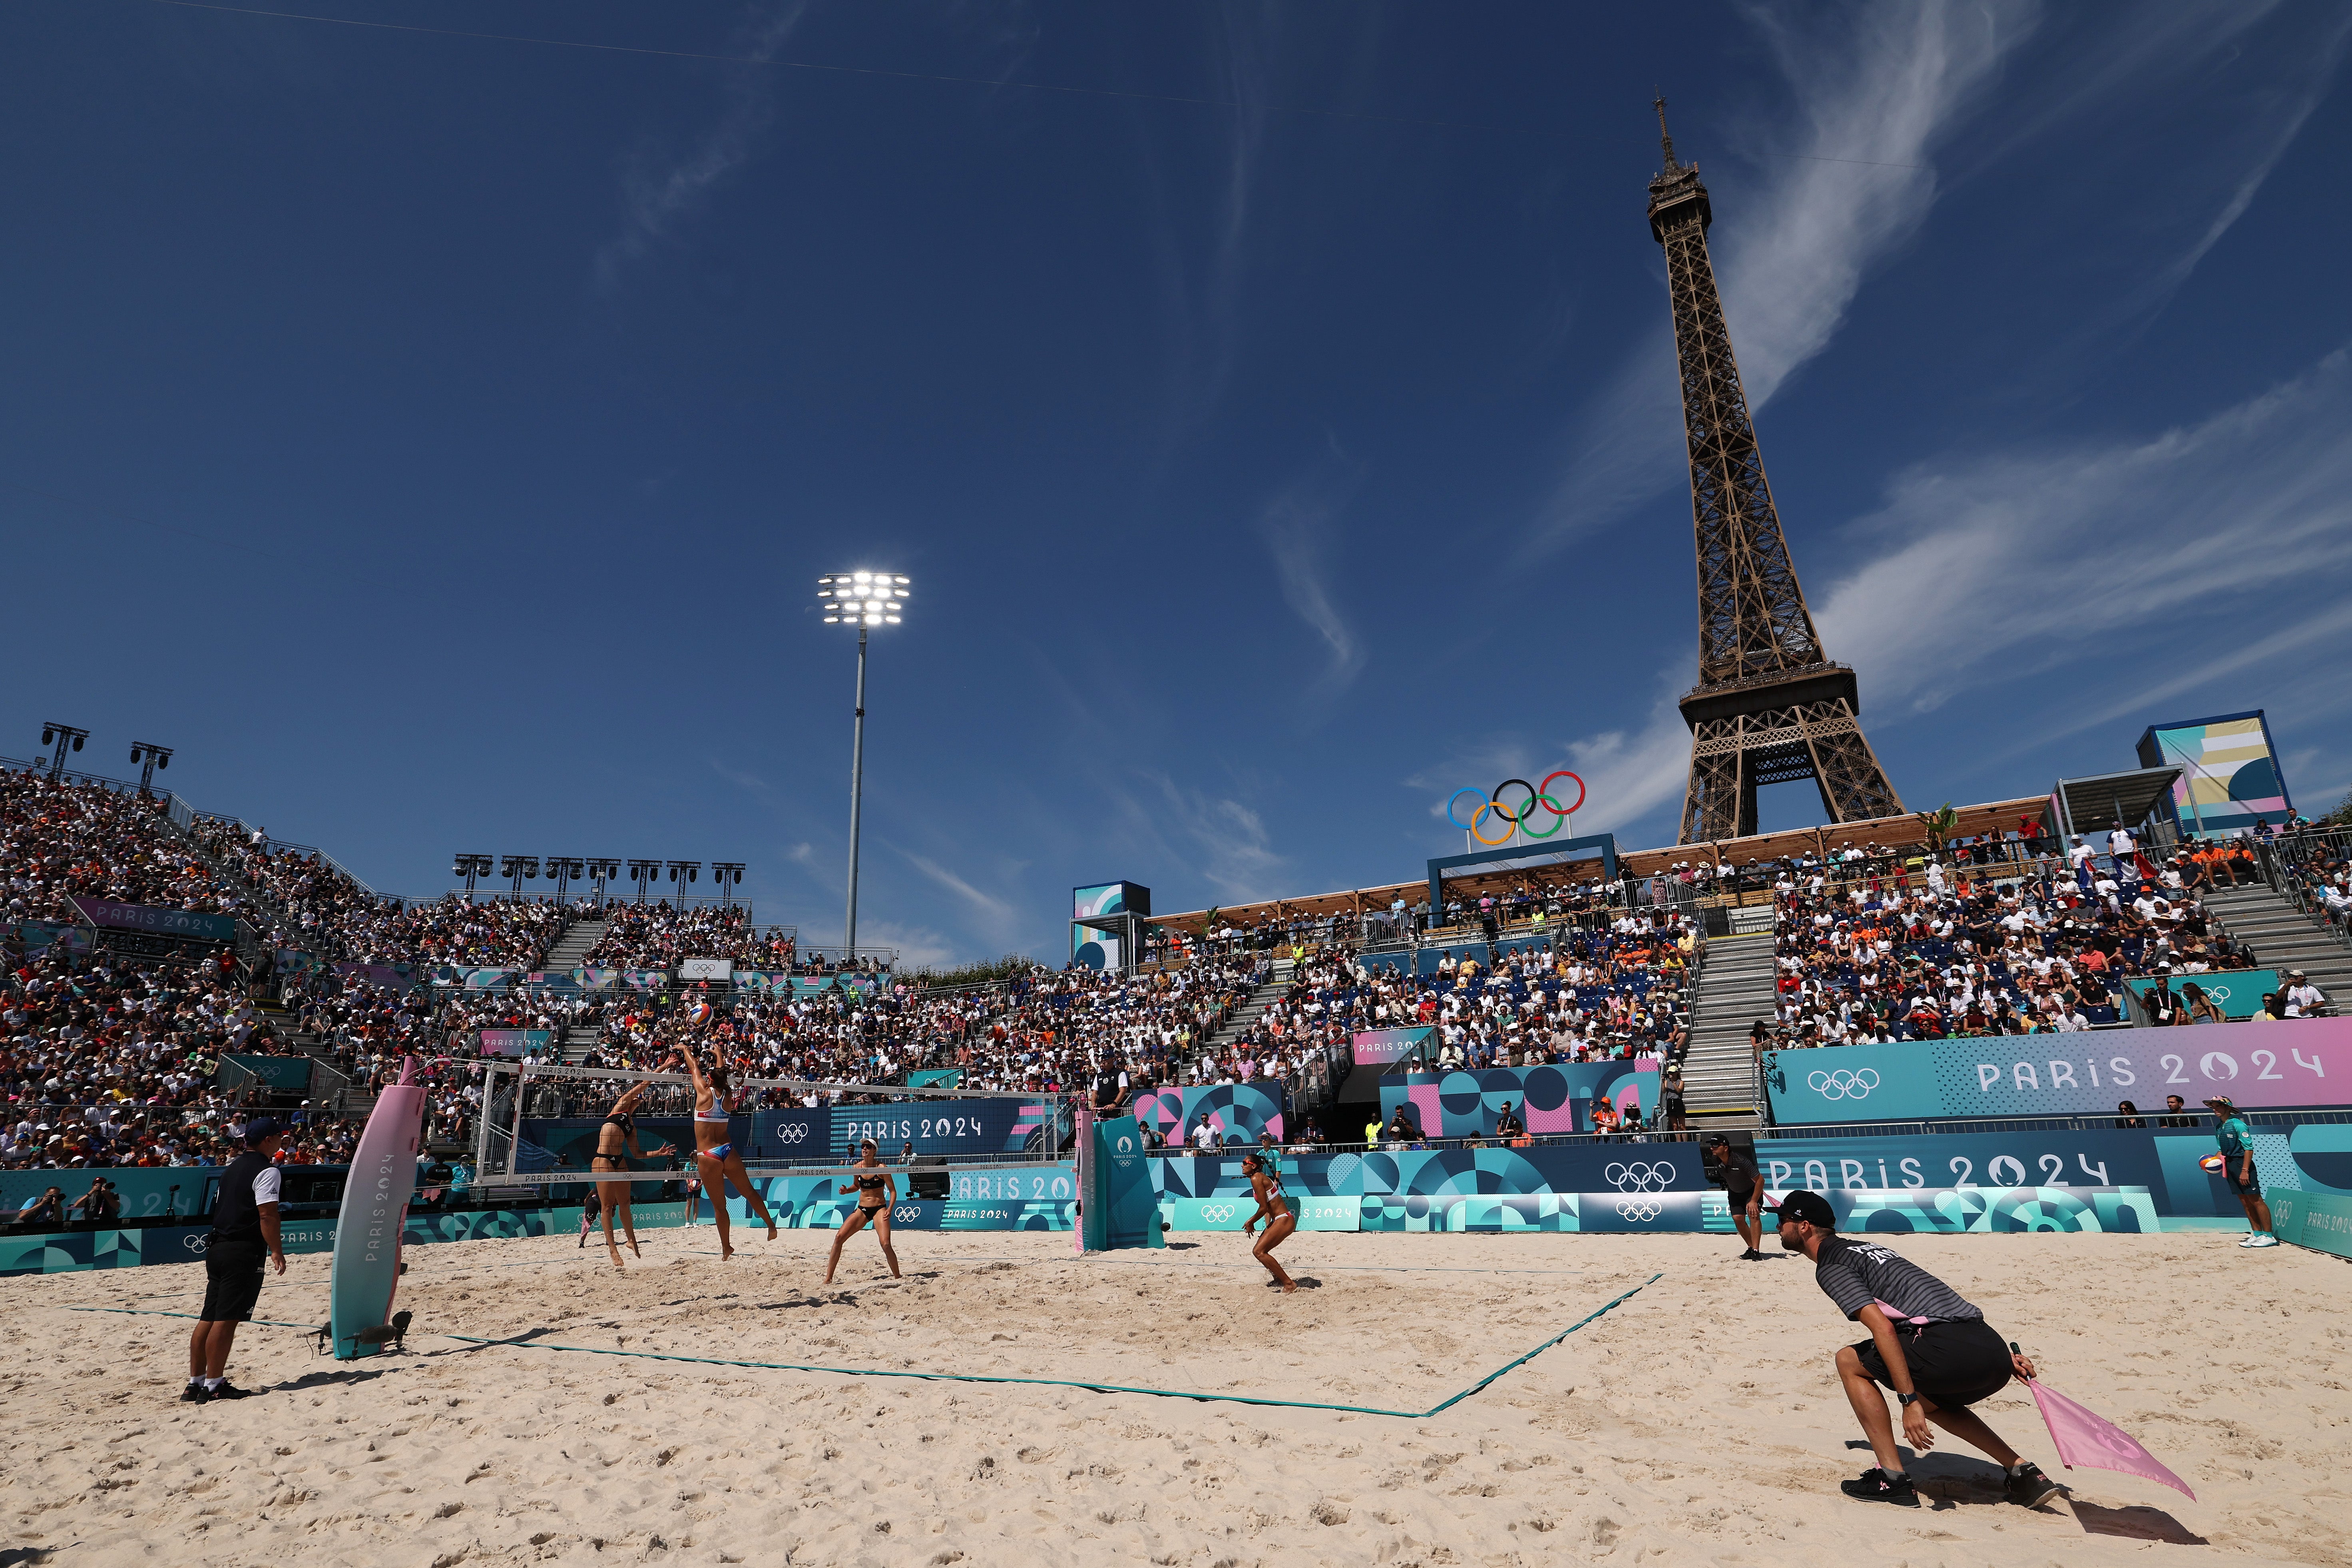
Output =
[{"x1": 468, "y1": 1058, "x2": 1080, "y2": 1188}]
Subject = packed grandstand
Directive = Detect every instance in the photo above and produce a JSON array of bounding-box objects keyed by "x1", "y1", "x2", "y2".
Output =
[{"x1": 4, "y1": 753, "x2": 2346, "y2": 1202}]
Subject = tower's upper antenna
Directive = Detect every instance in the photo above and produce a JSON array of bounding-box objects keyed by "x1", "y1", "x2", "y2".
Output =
[{"x1": 1653, "y1": 92, "x2": 1678, "y2": 170}]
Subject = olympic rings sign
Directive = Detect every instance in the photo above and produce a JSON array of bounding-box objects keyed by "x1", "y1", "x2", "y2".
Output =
[
  {"x1": 1605, "y1": 1161, "x2": 1673, "y2": 1193},
  {"x1": 1807, "y1": 1068, "x2": 1880, "y2": 1101},
  {"x1": 1200, "y1": 1203, "x2": 1238, "y2": 1223},
  {"x1": 774, "y1": 1123, "x2": 811, "y2": 1146},
  {"x1": 892, "y1": 1206, "x2": 920, "y2": 1223},
  {"x1": 1446, "y1": 771, "x2": 1586, "y2": 847},
  {"x1": 1613, "y1": 1196, "x2": 1664, "y2": 1223}
]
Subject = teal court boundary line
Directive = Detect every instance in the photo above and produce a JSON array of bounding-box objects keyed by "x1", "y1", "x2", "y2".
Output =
[{"x1": 437, "y1": 1273, "x2": 1660, "y2": 1418}]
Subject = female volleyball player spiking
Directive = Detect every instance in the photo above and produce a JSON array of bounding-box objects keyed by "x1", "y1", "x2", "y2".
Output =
[
  {"x1": 1239, "y1": 1152, "x2": 1299, "y2": 1293},
  {"x1": 822, "y1": 1138, "x2": 903, "y2": 1286},
  {"x1": 589, "y1": 1076, "x2": 676, "y2": 1269},
  {"x1": 673, "y1": 1044, "x2": 779, "y2": 1260}
]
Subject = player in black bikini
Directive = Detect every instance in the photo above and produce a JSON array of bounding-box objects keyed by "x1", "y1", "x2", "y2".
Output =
[
  {"x1": 590, "y1": 1077, "x2": 676, "y2": 1269},
  {"x1": 822, "y1": 1138, "x2": 902, "y2": 1285},
  {"x1": 1239, "y1": 1152, "x2": 1298, "y2": 1293}
]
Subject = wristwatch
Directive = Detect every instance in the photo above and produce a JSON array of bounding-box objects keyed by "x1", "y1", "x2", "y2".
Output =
[{"x1": 1896, "y1": 1392, "x2": 1920, "y2": 1407}]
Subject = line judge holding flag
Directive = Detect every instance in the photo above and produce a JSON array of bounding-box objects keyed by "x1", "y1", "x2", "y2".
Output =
[{"x1": 1774, "y1": 1189, "x2": 2060, "y2": 1509}]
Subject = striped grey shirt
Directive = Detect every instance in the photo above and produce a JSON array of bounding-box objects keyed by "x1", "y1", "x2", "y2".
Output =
[{"x1": 1814, "y1": 1237, "x2": 1982, "y2": 1324}]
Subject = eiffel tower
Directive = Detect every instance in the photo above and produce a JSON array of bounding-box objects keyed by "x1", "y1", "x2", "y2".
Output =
[{"x1": 1648, "y1": 97, "x2": 1903, "y2": 843}]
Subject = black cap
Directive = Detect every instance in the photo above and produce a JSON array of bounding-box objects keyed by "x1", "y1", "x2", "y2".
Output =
[
  {"x1": 1703, "y1": 1133, "x2": 1729, "y2": 1146},
  {"x1": 244, "y1": 1116, "x2": 286, "y2": 1145},
  {"x1": 1773, "y1": 1188, "x2": 1836, "y2": 1229}
]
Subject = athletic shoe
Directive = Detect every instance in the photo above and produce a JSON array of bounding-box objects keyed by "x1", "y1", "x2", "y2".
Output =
[
  {"x1": 179, "y1": 1382, "x2": 210, "y2": 1405},
  {"x1": 2245, "y1": 1233, "x2": 2281, "y2": 1248},
  {"x1": 1839, "y1": 1468, "x2": 1918, "y2": 1506},
  {"x1": 1739, "y1": 1248, "x2": 1764, "y2": 1261},
  {"x1": 2003, "y1": 1462, "x2": 2061, "y2": 1509},
  {"x1": 205, "y1": 1381, "x2": 255, "y2": 1401}
]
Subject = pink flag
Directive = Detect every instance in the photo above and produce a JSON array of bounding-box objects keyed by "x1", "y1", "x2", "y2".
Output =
[{"x1": 2027, "y1": 1380, "x2": 2195, "y2": 1500}]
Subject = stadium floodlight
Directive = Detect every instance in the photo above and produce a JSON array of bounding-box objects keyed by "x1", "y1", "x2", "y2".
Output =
[
  {"x1": 815, "y1": 574, "x2": 912, "y2": 954},
  {"x1": 39, "y1": 723, "x2": 88, "y2": 780},
  {"x1": 585, "y1": 857, "x2": 622, "y2": 904},
  {"x1": 709, "y1": 862, "x2": 746, "y2": 907},
  {"x1": 499, "y1": 854, "x2": 540, "y2": 897},
  {"x1": 544, "y1": 856, "x2": 586, "y2": 901},
  {"x1": 127, "y1": 742, "x2": 174, "y2": 798},
  {"x1": 453, "y1": 853, "x2": 495, "y2": 897},
  {"x1": 666, "y1": 859, "x2": 701, "y2": 894},
  {"x1": 626, "y1": 857, "x2": 661, "y2": 905}
]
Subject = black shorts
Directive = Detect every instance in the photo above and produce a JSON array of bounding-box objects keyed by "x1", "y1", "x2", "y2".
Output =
[
  {"x1": 2228, "y1": 1160, "x2": 2262, "y2": 1197},
  {"x1": 1851, "y1": 1318, "x2": 2013, "y2": 1408},
  {"x1": 200, "y1": 1246, "x2": 265, "y2": 1323},
  {"x1": 1726, "y1": 1183, "x2": 1760, "y2": 1211}
]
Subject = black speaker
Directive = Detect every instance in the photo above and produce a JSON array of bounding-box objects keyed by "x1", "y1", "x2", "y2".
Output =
[{"x1": 908, "y1": 1154, "x2": 949, "y2": 1200}]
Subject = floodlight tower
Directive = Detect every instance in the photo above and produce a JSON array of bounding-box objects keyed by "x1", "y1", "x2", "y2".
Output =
[
  {"x1": 500, "y1": 854, "x2": 540, "y2": 898},
  {"x1": 39, "y1": 723, "x2": 88, "y2": 780},
  {"x1": 453, "y1": 853, "x2": 494, "y2": 898},
  {"x1": 816, "y1": 571, "x2": 910, "y2": 954},
  {"x1": 586, "y1": 858, "x2": 622, "y2": 905},
  {"x1": 128, "y1": 742, "x2": 174, "y2": 797}
]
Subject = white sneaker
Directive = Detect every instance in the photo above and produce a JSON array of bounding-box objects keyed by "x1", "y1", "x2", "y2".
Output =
[
  {"x1": 2246, "y1": 1233, "x2": 2281, "y2": 1248},
  {"x1": 2238, "y1": 1233, "x2": 2262, "y2": 1247}
]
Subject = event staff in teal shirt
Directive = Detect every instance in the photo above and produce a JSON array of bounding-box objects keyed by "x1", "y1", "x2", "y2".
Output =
[{"x1": 2207, "y1": 1095, "x2": 2278, "y2": 1248}]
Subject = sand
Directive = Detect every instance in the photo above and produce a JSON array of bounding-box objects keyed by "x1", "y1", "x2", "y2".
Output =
[{"x1": 0, "y1": 1224, "x2": 2344, "y2": 1566}]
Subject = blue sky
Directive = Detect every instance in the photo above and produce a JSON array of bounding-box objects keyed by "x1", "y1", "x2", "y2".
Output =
[{"x1": 6, "y1": 1, "x2": 2350, "y2": 965}]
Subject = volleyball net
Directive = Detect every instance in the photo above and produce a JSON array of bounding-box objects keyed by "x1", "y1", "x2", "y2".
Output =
[{"x1": 465, "y1": 1058, "x2": 1085, "y2": 1191}]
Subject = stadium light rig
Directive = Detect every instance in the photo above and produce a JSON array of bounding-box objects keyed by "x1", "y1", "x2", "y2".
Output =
[
  {"x1": 452, "y1": 853, "x2": 494, "y2": 897},
  {"x1": 39, "y1": 723, "x2": 88, "y2": 780},
  {"x1": 128, "y1": 741, "x2": 173, "y2": 797},
  {"x1": 815, "y1": 572, "x2": 912, "y2": 956}
]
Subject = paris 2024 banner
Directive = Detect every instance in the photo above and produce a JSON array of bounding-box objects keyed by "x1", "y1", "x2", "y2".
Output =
[{"x1": 1764, "y1": 1018, "x2": 2352, "y2": 1124}]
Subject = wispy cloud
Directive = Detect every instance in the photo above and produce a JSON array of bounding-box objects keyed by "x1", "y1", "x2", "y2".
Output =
[
  {"x1": 1527, "y1": 1, "x2": 2034, "y2": 557},
  {"x1": 893, "y1": 845, "x2": 1018, "y2": 940},
  {"x1": 1812, "y1": 345, "x2": 2352, "y2": 718},
  {"x1": 1140, "y1": 771, "x2": 1286, "y2": 903},
  {"x1": 591, "y1": 3, "x2": 808, "y2": 294},
  {"x1": 2121, "y1": 10, "x2": 2352, "y2": 320},
  {"x1": 1260, "y1": 472, "x2": 1364, "y2": 694}
]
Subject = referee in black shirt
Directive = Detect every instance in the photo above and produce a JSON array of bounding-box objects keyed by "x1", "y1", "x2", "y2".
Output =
[
  {"x1": 1776, "y1": 1189, "x2": 2059, "y2": 1509},
  {"x1": 184, "y1": 1117, "x2": 288, "y2": 1404}
]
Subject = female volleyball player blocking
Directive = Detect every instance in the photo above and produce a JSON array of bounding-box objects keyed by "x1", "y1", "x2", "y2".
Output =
[
  {"x1": 1239, "y1": 1152, "x2": 1298, "y2": 1293},
  {"x1": 822, "y1": 1139, "x2": 903, "y2": 1285},
  {"x1": 673, "y1": 1046, "x2": 778, "y2": 1260},
  {"x1": 590, "y1": 1077, "x2": 676, "y2": 1269}
]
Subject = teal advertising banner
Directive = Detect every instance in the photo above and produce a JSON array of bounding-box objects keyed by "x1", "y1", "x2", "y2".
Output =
[
  {"x1": 222, "y1": 1054, "x2": 313, "y2": 1090},
  {"x1": 1763, "y1": 1020, "x2": 2352, "y2": 1123},
  {"x1": 907, "y1": 1068, "x2": 963, "y2": 1088},
  {"x1": 69, "y1": 897, "x2": 240, "y2": 944},
  {"x1": 2269, "y1": 1189, "x2": 2352, "y2": 1260}
]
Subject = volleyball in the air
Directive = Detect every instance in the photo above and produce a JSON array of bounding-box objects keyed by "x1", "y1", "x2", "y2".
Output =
[
  {"x1": 2198, "y1": 1153, "x2": 2227, "y2": 1174},
  {"x1": 686, "y1": 1000, "x2": 713, "y2": 1026}
]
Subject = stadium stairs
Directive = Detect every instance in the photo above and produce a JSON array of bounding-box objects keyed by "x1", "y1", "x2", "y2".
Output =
[
  {"x1": 1683, "y1": 933, "x2": 1776, "y2": 1127},
  {"x1": 2204, "y1": 884, "x2": 2352, "y2": 1007},
  {"x1": 1183, "y1": 959, "x2": 1291, "y2": 1079}
]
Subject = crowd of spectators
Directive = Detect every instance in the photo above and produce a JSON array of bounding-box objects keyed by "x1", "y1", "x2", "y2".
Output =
[
  {"x1": 4, "y1": 771, "x2": 248, "y2": 924},
  {"x1": 1761, "y1": 837, "x2": 2271, "y2": 1047}
]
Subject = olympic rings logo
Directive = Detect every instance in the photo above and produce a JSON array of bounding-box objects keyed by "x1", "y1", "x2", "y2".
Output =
[
  {"x1": 1613, "y1": 1197, "x2": 1663, "y2": 1223},
  {"x1": 1446, "y1": 772, "x2": 1586, "y2": 847},
  {"x1": 182, "y1": 1234, "x2": 209, "y2": 1254},
  {"x1": 773, "y1": 1124, "x2": 810, "y2": 1146},
  {"x1": 892, "y1": 1206, "x2": 920, "y2": 1222},
  {"x1": 1605, "y1": 1162, "x2": 1672, "y2": 1193},
  {"x1": 1201, "y1": 1203, "x2": 1237, "y2": 1223},
  {"x1": 1807, "y1": 1069, "x2": 1880, "y2": 1101}
]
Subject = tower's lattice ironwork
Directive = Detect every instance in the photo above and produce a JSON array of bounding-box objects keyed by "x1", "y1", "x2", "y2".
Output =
[{"x1": 1647, "y1": 98, "x2": 1903, "y2": 843}]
